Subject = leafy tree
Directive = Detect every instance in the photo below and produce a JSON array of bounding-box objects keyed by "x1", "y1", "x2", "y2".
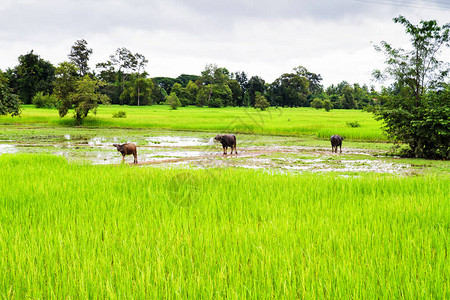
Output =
[
  {"x1": 96, "y1": 48, "x2": 147, "y2": 105},
  {"x1": 311, "y1": 98, "x2": 324, "y2": 109},
  {"x1": 294, "y1": 66, "x2": 324, "y2": 96},
  {"x1": 185, "y1": 80, "x2": 199, "y2": 105},
  {"x1": 55, "y1": 62, "x2": 108, "y2": 124},
  {"x1": 196, "y1": 86, "x2": 209, "y2": 107},
  {"x1": 68, "y1": 39, "x2": 92, "y2": 77},
  {"x1": 153, "y1": 77, "x2": 178, "y2": 95},
  {"x1": 54, "y1": 62, "x2": 78, "y2": 118},
  {"x1": 323, "y1": 99, "x2": 333, "y2": 111},
  {"x1": 171, "y1": 82, "x2": 189, "y2": 106},
  {"x1": 0, "y1": 71, "x2": 21, "y2": 116},
  {"x1": 254, "y1": 92, "x2": 270, "y2": 110},
  {"x1": 340, "y1": 85, "x2": 357, "y2": 109},
  {"x1": 69, "y1": 76, "x2": 110, "y2": 125},
  {"x1": 247, "y1": 76, "x2": 266, "y2": 106},
  {"x1": 176, "y1": 74, "x2": 200, "y2": 86},
  {"x1": 9, "y1": 51, "x2": 55, "y2": 104},
  {"x1": 227, "y1": 79, "x2": 242, "y2": 106},
  {"x1": 150, "y1": 80, "x2": 167, "y2": 105},
  {"x1": 166, "y1": 92, "x2": 181, "y2": 109},
  {"x1": 210, "y1": 84, "x2": 232, "y2": 107},
  {"x1": 120, "y1": 76, "x2": 154, "y2": 106},
  {"x1": 234, "y1": 71, "x2": 248, "y2": 106},
  {"x1": 268, "y1": 73, "x2": 309, "y2": 107},
  {"x1": 373, "y1": 16, "x2": 450, "y2": 158}
]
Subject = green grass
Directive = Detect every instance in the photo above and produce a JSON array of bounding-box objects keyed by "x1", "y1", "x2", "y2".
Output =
[
  {"x1": 1, "y1": 154, "x2": 449, "y2": 298},
  {"x1": 0, "y1": 105, "x2": 385, "y2": 141}
]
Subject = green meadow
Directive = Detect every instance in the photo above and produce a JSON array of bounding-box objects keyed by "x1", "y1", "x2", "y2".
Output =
[
  {"x1": 1, "y1": 105, "x2": 385, "y2": 141},
  {"x1": 1, "y1": 155, "x2": 449, "y2": 298},
  {"x1": 1, "y1": 105, "x2": 449, "y2": 298}
]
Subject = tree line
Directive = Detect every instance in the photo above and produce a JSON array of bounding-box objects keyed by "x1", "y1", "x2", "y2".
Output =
[
  {"x1": 0, "y1": 15, "x2": 449, "y2": 159},
  {"x1": 0, "y1": 39, "x2": 377, "y2": 112}
]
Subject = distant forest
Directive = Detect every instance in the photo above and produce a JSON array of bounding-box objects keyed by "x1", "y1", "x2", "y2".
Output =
[{"x1": 1, "y1": 39, "x2": 378, "y2": 111}]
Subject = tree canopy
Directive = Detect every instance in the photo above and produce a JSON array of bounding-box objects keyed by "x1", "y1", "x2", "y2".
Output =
[{"x1": 373, "y1": 16, "x2": 450, "y2": 159}]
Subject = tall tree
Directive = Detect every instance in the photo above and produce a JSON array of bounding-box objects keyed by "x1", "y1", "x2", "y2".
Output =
[
  {"x1": 68, "y1": 39, "x2": 93, "y2": 77},
  {"x1": 373, "y1": 16, "x2": 450, "y2": 158},
  {"x1": 54, "y1": 62, "x2": 79, "y2": 118},
  {"x1": 247, "y1": 76, "x2": 266, "y2": 107},
  {"x1": 9, "y1": 51, "x2": 55, "y2": 104},
  {"x1": 0, "y1": 71, "x2": 21, "y2": 116}
]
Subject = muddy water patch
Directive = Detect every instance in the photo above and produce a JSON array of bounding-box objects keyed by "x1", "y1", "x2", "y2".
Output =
[
  {"x1": 0, "y1": 144, "x2": 18, "y2": 154},
  {"x1": 146, "y1": 136, "x2": 214, "y2": 147}
]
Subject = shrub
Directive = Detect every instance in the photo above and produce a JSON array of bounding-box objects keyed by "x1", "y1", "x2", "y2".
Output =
[
  {"x1": 311, "y1": 98, "x2": 324, "y2": 109},
  {"x1": 323, "y1": 99, "x2": 333, "y2": 111},
  {"x1": 254, "y1": 92, "x2": 270, "y2": 111},
  {"x1": 166, "y1": 92, "x2": 181, "y2": 110},
  {"x1": 32, "y1": 92, "x2": 59, "y2": 109},
  {"x1": 346, "y1": 121, "x2": 361, "y2": 128},
  {"x1": 208, "y1": 97, "x2": 223, "y2": 108},
  {"x1": 112, "y1": 111, "x2": 127, "y2": 118}
]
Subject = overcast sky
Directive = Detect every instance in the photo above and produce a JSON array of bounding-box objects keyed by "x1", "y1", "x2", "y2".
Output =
[{"x1": 1, "y1": 0, "x2": 450, "y2": 87}]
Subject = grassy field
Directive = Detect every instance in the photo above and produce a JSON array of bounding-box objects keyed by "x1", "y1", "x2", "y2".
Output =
[
  {"x1": 1, "y1": 154, "x2": 449, "y2": 298},
  {"x1": 0, "y1": 105, "x2": 386, "y2": 141},
  {"x1": 1, "y1": 106, "x2": 448, "y2": 297}
]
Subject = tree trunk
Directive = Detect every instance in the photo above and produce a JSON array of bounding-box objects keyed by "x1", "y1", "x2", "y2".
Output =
[{"x1": 207, "y1": 84, "x2": 212, "y2": 103}]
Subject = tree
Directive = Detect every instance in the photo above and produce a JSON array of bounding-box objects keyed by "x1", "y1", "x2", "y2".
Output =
[
  {"x1": 254, "y1": 92, "x2": 270, "y2": 110},
  {"x1": 70, "y1": 76, "x2": 110, "y2": 125},
  {"x1": 0, "y1": 71, "x2": 21, "y2": 116},
  {"x1": 166, "y1": 92, "x2": 181, "y2": 109},
  {"x1": 55, "y1": 62, "x2": 109, "y2": 125},
  {"x1": 311, "y1": 98, "x2": 324, "y2": 109},
  {"x1": 294, "y1": 66, "x2": 324, "y2": 96},
  {"x1": 268, "y1": 73, "x2": 309, "y2": 107},
  {"x1": 9, "y1": 51, "x2": 55, "y2": 104},
  {"x1": 68, "y1": 39, "x2": 93, "y2": 77},
  {"x1": 96, "y1": 48, "x2": 146, "y2": 105},
  {"x1": 323, "y1": 99, "x2": 333, "y2": 111},
  {"x1": 54, "y1": 62, "x2": 78, "y2": 118},
  {"x1": 373, "y1": 16, "x2": 450, "y2": 158},
  {"x1": 247, "y1": 76, "x2": 266, "y2": 106},
  {"x1": 120, "y1": 76, "x2": 154, "y2": 106}
]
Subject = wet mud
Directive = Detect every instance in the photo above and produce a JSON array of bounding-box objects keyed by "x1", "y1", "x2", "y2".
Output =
[{"x1": 0, "y1": 133, "x2": 414, "y2": 175}]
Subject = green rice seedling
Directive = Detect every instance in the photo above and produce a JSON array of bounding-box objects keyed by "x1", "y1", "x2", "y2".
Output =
[
  {"x1": 1, "y1": 105, "x2": 384, "y2": 141},
  {"x1": 0, "y1": 154, "x2": 448, "y2": 298}
]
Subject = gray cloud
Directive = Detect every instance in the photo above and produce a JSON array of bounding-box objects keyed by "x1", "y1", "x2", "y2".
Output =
[{"x1": 1, "y1": 0, "x2": 449, "y2": 86}]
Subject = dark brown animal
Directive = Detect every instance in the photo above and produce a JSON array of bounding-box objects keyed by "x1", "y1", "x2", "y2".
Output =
[
  {"x1": 330, "y1": 135, "x2": 344, "y2": 153},
  {"x1": 214, "y1": 134, "x2": 237, "y2": 155},
  {"x1": 113, "y1": 143, "x2": 138, "y2": 163}
]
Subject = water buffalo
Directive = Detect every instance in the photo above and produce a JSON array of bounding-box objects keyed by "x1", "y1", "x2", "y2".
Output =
[
  {"x1": 113, "y1": 143, "x2": 138, "y2": 163},
  {"x1": 214, "y1": 134, "x2": 237, "y2": 155},
  {"x1": 330, "y1": 135, "x2": 344, "y2": 153}
]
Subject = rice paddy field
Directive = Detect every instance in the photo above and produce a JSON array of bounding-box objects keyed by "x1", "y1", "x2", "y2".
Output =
[
  {"x1": 1, "y1": 105, "x2": 385, "y2": 140},
  {"x1": 1, "y1": 105, "x2": 449, "y2": 298}
]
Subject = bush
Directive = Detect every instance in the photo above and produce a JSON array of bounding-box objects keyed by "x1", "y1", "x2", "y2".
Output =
[
  {"x1": 254, "y1": 92, "x2": 270, "y2": 111},
  {"x1": 311, "y1": 98, "x2": 324, "y2": 109},
  {"x1": 346, "y1": 121, "x2": 361, "y2": 128},
  {"x1": 112, "y1": 111, "x2": 127, "y2": 118},
  {"x1": 166, "y1": 93, "x2": 181, "y2": 110},
  {"x1": 32, "y1": 92, "x2": 59, "y2": 109},
  {"x1": 208, "y1": 97, "x2": 223, "y2": 108},
  {"x1": 323, "y1": 100, "x2": 333, "y2": 111}
]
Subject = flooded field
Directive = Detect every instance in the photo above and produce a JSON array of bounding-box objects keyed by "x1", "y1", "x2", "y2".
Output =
[{"x1": 0, "y1": 128, "x2": 420, "y2": 175}]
